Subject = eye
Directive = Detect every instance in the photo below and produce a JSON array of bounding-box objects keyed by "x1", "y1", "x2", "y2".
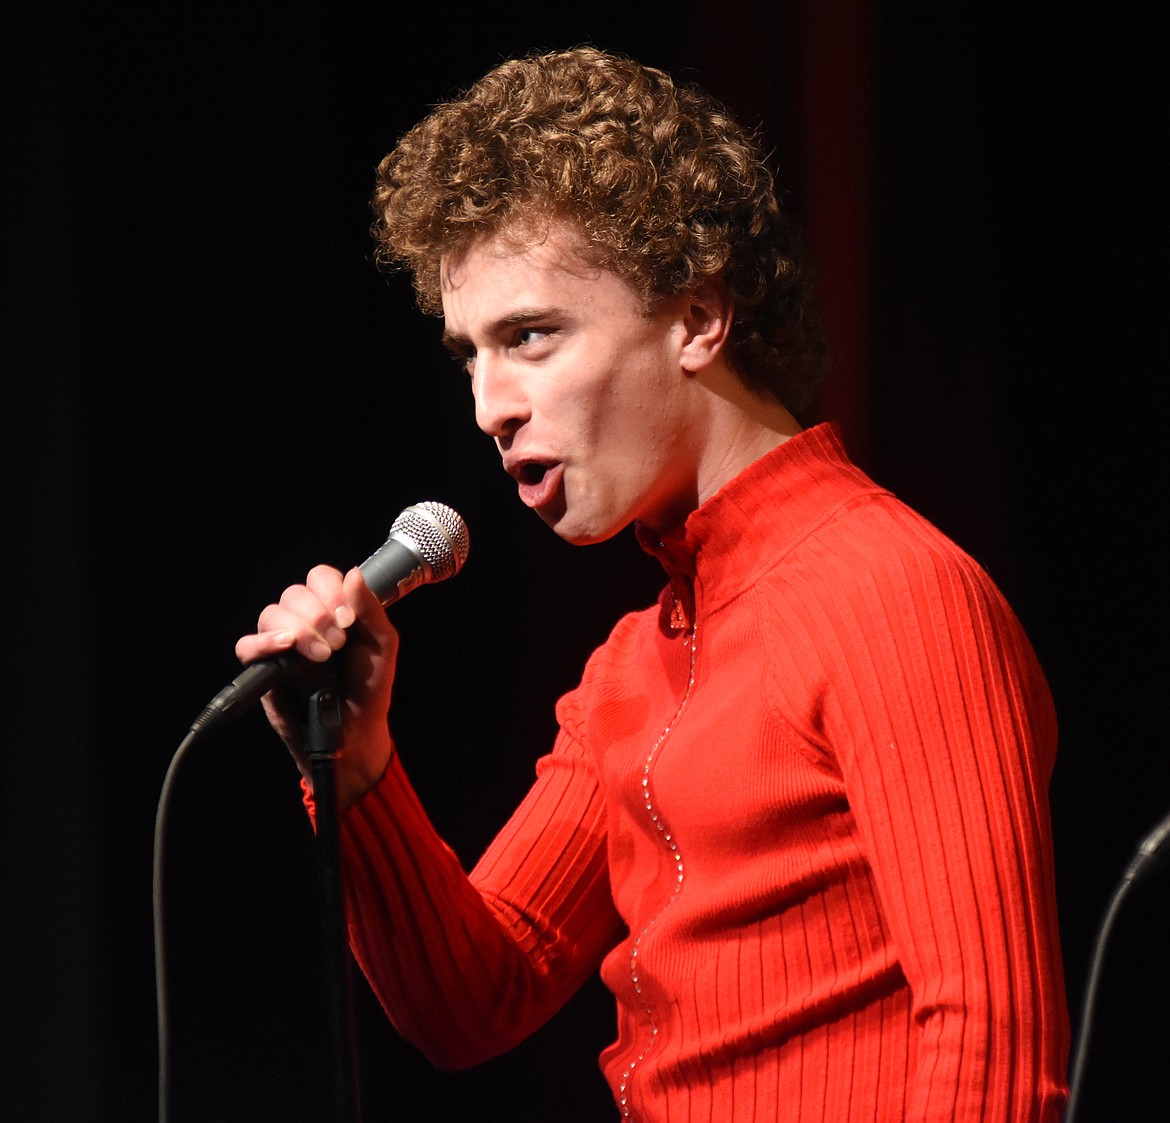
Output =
[
  {"x1": 446, "y1": 346, "x2": 475, "y2": 375},
  {"x1": 515, "y1": 326, "x2": 556, "y2": 355}
]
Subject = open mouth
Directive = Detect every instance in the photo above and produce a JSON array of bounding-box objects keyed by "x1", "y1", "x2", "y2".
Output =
[{"x1": 512, "y1": 460, "x2": 563, "y2": 510}]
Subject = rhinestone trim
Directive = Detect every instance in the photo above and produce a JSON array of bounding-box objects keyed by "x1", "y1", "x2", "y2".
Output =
[{"x1": 617, "y1": 625, "x2": 698, "y2": 1119}]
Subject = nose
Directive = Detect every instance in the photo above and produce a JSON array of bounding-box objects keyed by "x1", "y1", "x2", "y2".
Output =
[{"x1": 471, "y1": 354, "x2": 529, "y2": 442}]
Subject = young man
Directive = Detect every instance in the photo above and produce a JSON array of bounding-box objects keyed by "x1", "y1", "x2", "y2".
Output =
[{"x1": 237, "y1": 48, "x2": 1069, "y2": 1120}]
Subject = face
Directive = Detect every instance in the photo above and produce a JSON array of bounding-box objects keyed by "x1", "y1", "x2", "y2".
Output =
[{"x1": 440, "y1": 226, "x2": 705, "y2": 545}]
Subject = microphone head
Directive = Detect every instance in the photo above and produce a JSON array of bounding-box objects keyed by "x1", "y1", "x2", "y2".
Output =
[{"x1": 389, "y1": 501, "x2": 470, "y2": 584}]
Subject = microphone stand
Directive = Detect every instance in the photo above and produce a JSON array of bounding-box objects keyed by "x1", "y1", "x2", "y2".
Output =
[{"x1": 305, "y1": 675, "x2": 363, "y2": 1123}]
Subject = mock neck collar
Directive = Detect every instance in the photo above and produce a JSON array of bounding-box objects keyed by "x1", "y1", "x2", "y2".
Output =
[{"x1": 635, "y1": 423, "x2": 886, "y2": 617}]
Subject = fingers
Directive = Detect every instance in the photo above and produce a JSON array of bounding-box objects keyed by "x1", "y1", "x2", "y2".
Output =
[
  {"x1": 307, "y1": 563, "x2": 358, "y2": 629},
  {"x1": 234, "y1": 625, "x2": 296, "y2": 666},
  {"x1": 343, "y1": 566, "x2": 394, "y2": 635},
  {"x1": 235, "y1": 564, "x2": 355, "y2": 666},
  {"x1": 338, "y1": 564, "x2": 400, "y2": 672}
]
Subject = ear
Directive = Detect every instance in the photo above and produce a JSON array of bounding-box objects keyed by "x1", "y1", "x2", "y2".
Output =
[{"x1": 678, "y1": 278, "x2": 734, "y2": 373}]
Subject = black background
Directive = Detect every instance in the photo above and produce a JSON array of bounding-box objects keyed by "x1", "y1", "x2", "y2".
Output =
[{"x1": 4, "y1": 3, "x2": 1166, "y2": 1120}]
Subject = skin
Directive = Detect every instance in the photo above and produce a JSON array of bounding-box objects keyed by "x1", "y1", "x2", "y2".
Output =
[{"x1": 237, "y1": 222, "x2": 801, "y2": 805}]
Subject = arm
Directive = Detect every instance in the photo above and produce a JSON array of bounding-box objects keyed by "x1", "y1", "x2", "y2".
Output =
[
  {"x1": 337, "y1": 719, "x2": 622, "y2": 1067},
  {"x1": 827, "y1": 538, "x2": 1069, "y2": 1120},
  {"x1": 238, "y1": 566, "x2": 622, "y2": 1067}
]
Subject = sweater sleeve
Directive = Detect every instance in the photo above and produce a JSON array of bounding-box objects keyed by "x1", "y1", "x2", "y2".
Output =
[
  {"x1": 332, "y1": 709, "x2": 624, "y2": 1069},
  {"x1": 818, "y1": 517, "x2": 1069, "y2": 1120}
]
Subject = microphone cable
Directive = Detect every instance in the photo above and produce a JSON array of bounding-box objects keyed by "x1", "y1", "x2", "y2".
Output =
[{"x1": 1064, "y1": 807, "x2": 1170, "y2": 1122}]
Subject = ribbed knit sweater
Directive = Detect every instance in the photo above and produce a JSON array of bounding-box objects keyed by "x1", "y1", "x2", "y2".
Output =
[{"x1": 333, "y1": 424, "x2": 1069, "y2": 1120}]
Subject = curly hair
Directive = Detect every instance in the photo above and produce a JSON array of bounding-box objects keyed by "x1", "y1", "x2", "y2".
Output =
[{"x1": 371, "y1": 47, "x2": 826, "y2": 413}]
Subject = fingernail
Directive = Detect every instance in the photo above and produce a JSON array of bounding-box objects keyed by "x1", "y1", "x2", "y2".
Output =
[
  {"x1": 273, "y1": 631, "x2": 296, "y2": 648},
  {"x1": 335, "y1": 606, "x2": 356, "y2": 629},
  {"x1": 309, "y1": 640, "x2": 331, "y2": 661}
]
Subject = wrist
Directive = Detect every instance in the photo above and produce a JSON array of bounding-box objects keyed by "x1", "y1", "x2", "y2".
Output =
[{"x1": 337, "y1": 730, "x2": 395, "y2": 809}]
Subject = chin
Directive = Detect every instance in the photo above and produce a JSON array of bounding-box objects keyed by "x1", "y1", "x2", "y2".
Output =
[{"x1": 543, "y1": 509, "x2": 625, "y2": 548}]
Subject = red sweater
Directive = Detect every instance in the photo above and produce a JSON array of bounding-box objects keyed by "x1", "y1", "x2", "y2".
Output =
[{"x1": 333, "y1": 424, "x2": 1069, "y2": 1120}]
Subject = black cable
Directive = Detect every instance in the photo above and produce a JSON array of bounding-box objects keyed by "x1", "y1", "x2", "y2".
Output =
[
  {"x1": 1064, "y1": 868, "x2": 1138, "y2": 1122},
  {"x1": 153, "y1": 728, "x2": 201, "y2": 1123},
  {"x1": 1064, "y1": 808, "x2": 1170, "y2": 1122}
]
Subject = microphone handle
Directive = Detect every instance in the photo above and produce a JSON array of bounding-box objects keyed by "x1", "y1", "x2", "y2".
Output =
[{"x1": 359, "y1": 535, "x2": 433, "y2": 607}]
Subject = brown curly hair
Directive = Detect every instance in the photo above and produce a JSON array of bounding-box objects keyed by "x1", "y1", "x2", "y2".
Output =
[{"x1": 371, "y1": 47, "x2": 826, "y2": 413}]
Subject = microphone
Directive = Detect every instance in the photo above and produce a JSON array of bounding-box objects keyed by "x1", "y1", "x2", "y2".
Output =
[{"x1": 190, "y1": 501, "x2": 469, "y2": 736}]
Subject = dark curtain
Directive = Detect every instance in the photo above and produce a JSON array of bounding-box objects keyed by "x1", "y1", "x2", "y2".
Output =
[{"x1": 5, "y1": 4, "x2": 1165, "y2": 1119}]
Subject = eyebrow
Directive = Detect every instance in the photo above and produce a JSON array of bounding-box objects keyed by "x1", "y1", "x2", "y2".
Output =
[{"x1": 441, "y1": 306, "x2": 566, "y2": 355}]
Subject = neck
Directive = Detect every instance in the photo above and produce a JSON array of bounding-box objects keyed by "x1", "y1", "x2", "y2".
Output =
[
  {"x1": 638, "y1": 363, "x2": 803, "y2": 538},
  {"x1": 691, "y1": 363, "x2": 803, "y2": 510}
]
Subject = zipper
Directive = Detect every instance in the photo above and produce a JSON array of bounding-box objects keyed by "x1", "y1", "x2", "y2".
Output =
[{"x1": 616, "y1": 623, "x2": 699, "y2": 1119}]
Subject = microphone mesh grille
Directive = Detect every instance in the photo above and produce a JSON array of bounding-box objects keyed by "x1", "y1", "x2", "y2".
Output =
[{"x1": 391, "y1": 501, "x2": 470, "y2": 583}]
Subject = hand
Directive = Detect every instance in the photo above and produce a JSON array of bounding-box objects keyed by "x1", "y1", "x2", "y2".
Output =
[{"x1": 235, "y1": 564, "x2": 398, "y2": 807}]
